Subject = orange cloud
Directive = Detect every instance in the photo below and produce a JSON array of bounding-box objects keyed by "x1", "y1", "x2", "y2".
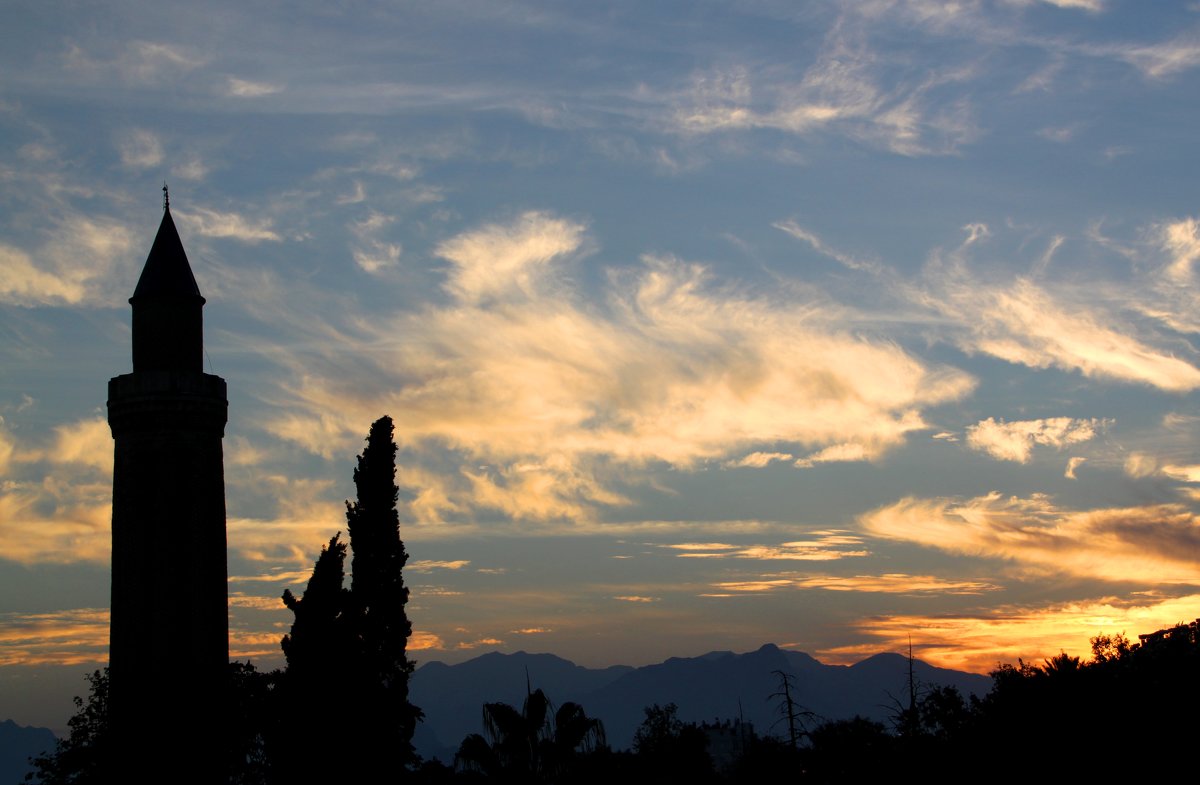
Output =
[
  {"x1": 410, "y1": 631, "x2": 446, "y2": 651},
  {"x1": 819, "y1": 593, "x2": 1200, "y2": 674},
  {"x1": 0, "y1": 609, "x2": 109, "y2": 666},
  {"x1": 255, "y1": 212, "x2": 974, "y2": 523},
  {"x1": 707, "y1": 573, "x2": 995, "y2": 595},
  {"x1": 861, "y1": 492, "x2": 1200, "y2": 583},
  {"x1": 666, "y1": 532, "x2": 869, "y2": 561},
  {"x1": 966, "y1": 416, "x2": 1107, "y2": 463},
  {"x1": 408, "y1": 559, "x2": 471, "y2": 572}
]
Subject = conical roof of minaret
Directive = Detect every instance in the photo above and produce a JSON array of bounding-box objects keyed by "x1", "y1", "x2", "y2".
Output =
[{"x1": 131, "y1": 207, "x2": 203, "y2": 302}]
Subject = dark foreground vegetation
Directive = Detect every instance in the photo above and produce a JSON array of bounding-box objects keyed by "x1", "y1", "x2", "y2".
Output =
[
  {"x1": 26, "y1": 415, "x2": 1200, "y2": 782},
  {"x1": 28, "y1": 620, "x2": 1200, "y2": 784}
]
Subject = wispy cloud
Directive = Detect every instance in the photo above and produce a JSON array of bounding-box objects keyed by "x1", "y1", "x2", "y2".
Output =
[
  {"x1": 350, "y1": 211, "x2": 403, "y2": 273},
  {"x1": 0, "y1": 609, "x2": 109, "y2": 666},
  {"x1": 436, "y1": 211, "x2": 587, "y2": 304},
  {"x1": 665, "y1": 532, "x2": 869, "y2": 561},
  {"x1": 259, "y1": 211, "x2": 973, "y2": 524},
  {"x1": 724, "y1": 451, "x2": 793, "y2": 469},
  {"x1": 117, "y1": 129, "x2": 164, "y2": 169},
  {"x1": 0, "y1": 418, "x2": 114, "y2": 564},
  {"x1": 408, "y1": 559, "x2": 471, "y2": 572},
  {"x1": 774, "y1": 221, "x2": 882, "y2": 273},
  {"x1": 64, "y1": 40, "x2": 206, "y2": 85},
  {"x1": 176, "y1": 207, "x2": 281, "y2": 243},
  {"x1": 667, "y1": 31, "x2": 977, "y2": 156},
  {"x1": 919, "y1": 225, "x2": 1200, "y2": 392},
  {"x1": 226, "y1": 77, "x2": 283, "y2": 97},
  {"x1": 710, "y1": 573, "x2": 997, "y2": 596},
  {"x1": 0, "y1": 216, "x2": 135, "y2": 307},
  {"x1": 862, "y1": 492, "x2": 1200, "y2": 584}
]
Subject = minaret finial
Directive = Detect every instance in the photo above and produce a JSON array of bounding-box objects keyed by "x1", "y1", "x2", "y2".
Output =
[{"x1": 163, "y1": 182, "x2": 169, "y2": 212}]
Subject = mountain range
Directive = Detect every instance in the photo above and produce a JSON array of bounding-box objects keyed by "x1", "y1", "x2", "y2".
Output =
[
  {"x1": 0, "y1": 644, "x2": 993, "y2": 773},
  {"x1": 408, "y1": 643, "x2": 991, "y2": 762}
]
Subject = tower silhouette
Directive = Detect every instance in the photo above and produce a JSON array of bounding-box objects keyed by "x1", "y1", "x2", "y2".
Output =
[{"x1": 107, "y1": 191, "x2": 228, "y2": 778}]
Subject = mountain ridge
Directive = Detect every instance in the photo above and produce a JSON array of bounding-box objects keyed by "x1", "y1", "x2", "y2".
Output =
[{"x1": 409, "y1": 643, "x2": 991, "y2": 762}]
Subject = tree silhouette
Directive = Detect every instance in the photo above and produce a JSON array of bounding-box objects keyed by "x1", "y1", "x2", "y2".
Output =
[
  {"x1": 768, "y1": 669, "x2": 814, "y2": 749},
  {"x1": 281, "y1": 533, "x2": 353, "y2": 678},
  {"x1": 276, "y1": 416, "x2": 421, "y2": 781},
  {"x1": 25, "y1": 669, "x2": 110, "y2": 784},
  {"x1": 455, "y1": 688, "x2": 605, "y2": 784},
  {"x1": 631, "y1": 703, "x2": 714, "y2": 783},
  {"x1": 346, "y1": 416, "x2": 421, "y2": 770}
]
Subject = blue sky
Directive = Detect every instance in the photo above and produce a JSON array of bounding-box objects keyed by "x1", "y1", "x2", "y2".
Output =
[{"x1": 4, "y1": 0, "x2": 1200, "y2": 731}]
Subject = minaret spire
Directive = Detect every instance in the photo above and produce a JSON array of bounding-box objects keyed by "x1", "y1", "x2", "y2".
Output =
[{"x1": 163, "y1": 181, "x2": 169, "y2": 211}]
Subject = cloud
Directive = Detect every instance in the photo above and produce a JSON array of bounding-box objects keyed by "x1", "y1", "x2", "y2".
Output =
[
  {"x1": 1160, "y1": 218, "x2": 1200, "y2": 281},
  {"x1": 260, "y1": 212, "x2": 974, "y2": 523},
  {"x1": 1036, "y1": 126, "x2": 1076, "y2": 143},
  {"x1": 65, "y1": 40, "x2": 206, "y2": 85},
  {"x1": 176, "y1": 207, "x2": 281, "y2": 243},
  {"x1": 710, "y1": 573, "x2": 998, "y2": 596},
  {"x1": 456, "y1": 637, "x2": 504, "y2": 649},
  {"x1": 1124, "y1": 452, "x2": 1200, "y2": 484},
  {"x1": 409, "y1": 631, "x2": 445, "y2": 650},
  {"x1": 1004, "y1": 0, "x2": 1105, "y2": 11},
  {"x1": 1116, "y1": 37, "x2": 1200, "y2": 79},
  {"x1": 350, "y1": 212, "x2": 403, "y2": 273},
  {"x1": 667, "y1": 22, "x2": 978, "y2": 156},
  {"x1": 0, "y1": 244, "x2": 87, "y2": 306},
  {"x1": 774, "y1": 221, "x2": 882, "y2": 273},
  {"x1": 0, "y1": 216, "x2": 135, "y2": 307},
  {"x1": 1065, "y1": 456, "x2": 1086, "y2": 479},
  {"x1": 794, "y1": 442, "x2": 869, "y2": 468},
  {"x1": 172, "y1": 157, "x2": 210, "y2": 182},
  {"x1": 613, "y1": 595, "x2": 659, "y2": 603},
  {"x1": 0, "y1": 609, "x2": 109, "y2": 666},
  {"x1": 226, "y1": 77, "x2": 283, "y2": 97},
  {"x1": 965, "y1": 416, "x2": 1108, "y2": 463},
  {"x1": 0, "y1": 417, "x2": 115, "y2": 565},
  {"x1": 861, "y1": 492, "x2": 1200, "y2": 584},
  {"x1": 665, "y1": 532, "x2": 869, "y2": 561},
  {"x1": 435, "y1": 211, "x2": 587, "y2": 304},
  {"x1": 117, "y1": 129, "x2": 164, "y2": 169},
  {"x1": 408, "y1": 559, "x2": 471, "y2": 572},
  {"x1": 724, "y1": 451, "x2": 793, "y2": 469},
  {"x1": 820, "y1": 593, "x2": 1200, "y2": 674},
  {"x1": 919, "y1": 231, "x2": 1200, "y2": 392}
]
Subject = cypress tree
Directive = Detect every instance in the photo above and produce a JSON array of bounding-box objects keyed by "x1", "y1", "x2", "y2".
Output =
[
  {"x1": 278, "y1": 417, "x2": 420, "y2": 780},
  {"x1": 345, "y1": 415, "x2": 421, "y2": 772}
]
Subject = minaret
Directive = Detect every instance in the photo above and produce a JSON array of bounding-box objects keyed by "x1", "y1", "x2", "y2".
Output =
[{"x1": 107, "y1": 188, "x2": 228, "y2": 778}]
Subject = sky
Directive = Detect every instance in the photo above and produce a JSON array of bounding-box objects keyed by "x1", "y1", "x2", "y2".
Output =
[{"x1": 4, "y1": 0, "x2": 1200, "y2": 731}]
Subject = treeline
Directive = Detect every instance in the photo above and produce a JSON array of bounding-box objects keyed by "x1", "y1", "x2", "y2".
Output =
[
  {"x1": 436, "y1": 621, "x2": 1200, "y2": 784},
  {"x1": 29, "y1": 621, "x2": 1200, "y2": 783}
]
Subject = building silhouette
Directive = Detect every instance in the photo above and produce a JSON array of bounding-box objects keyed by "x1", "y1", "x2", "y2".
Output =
[{"x1": 107, "y1": 192, "x2": 228, "y2": 779}]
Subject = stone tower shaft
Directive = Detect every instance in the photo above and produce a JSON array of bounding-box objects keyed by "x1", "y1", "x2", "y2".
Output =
[{"x1": 107, "y1": 203, "x2": 228, "y2": 780}]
